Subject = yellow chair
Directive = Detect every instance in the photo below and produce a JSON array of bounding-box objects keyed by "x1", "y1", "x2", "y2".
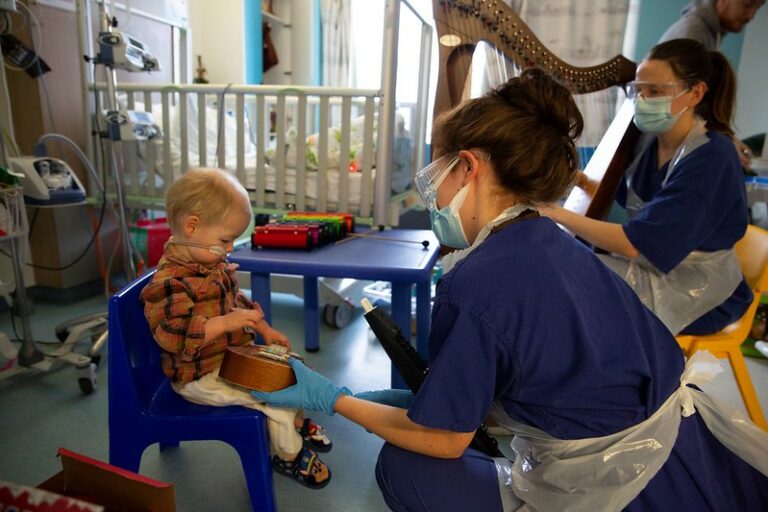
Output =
[{"x1": 676, "y1": 224, "x2": 768, "y2": 431}]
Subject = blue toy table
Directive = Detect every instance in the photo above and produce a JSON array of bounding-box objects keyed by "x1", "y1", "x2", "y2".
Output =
[{"x1": 229, "y1": 229, "x2": 440, "y2": 388}]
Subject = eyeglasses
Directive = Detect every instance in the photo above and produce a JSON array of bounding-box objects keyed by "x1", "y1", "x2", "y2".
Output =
[
  {"x1": 624, "y1": 80, "x2": 688, "y2": 100},
  {"x1": 414, "y1": 154, "x2": 460, "y2": 211}
]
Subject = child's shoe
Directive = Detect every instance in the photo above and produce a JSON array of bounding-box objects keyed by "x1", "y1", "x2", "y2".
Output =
[
  {"x1": 272, "y1": 446, "x2": 331, "y2": 489},
  {"x1": 298, "y1": 417, "x2": 333, "y2": 452}
]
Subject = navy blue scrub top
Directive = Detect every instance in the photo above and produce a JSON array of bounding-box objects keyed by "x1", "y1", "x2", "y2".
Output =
[
  {"x1": 408, "y1": 217, "x2": 684, "y2": 439},
  {"x1": 615, "y1": 131, "x2": 752, "y2": 333},
  {"x1": 406, "y1": 216, "x2": 768, "y2": 510}
]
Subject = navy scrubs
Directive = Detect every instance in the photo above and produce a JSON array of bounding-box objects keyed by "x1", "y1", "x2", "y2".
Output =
[
  {"x1": 375, "y1": 216, "x2": 768, "y2": 511},
  {"x1": 616, "y1": 131, "x2": 752, "y2": 334}
]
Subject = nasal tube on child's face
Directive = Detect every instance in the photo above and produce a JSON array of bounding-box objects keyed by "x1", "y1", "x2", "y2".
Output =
[{"x1": 169, "y1": 239, "x2": 228, "y2": 256}]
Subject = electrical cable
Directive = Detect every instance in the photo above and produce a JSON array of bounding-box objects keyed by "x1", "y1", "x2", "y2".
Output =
[
  {"x1": 0, "y1": 98, "x2": 8, "y2": 168},
  {"x1": 90, "y1": 73, "x2": 120, "y2": 294},
  {"x1": 0, "y1": 194, "x2": 106, "y2": 271},
  {"x1": 9, "y1": 308, "x2": 20, "y2": 341},
  {"x1": 27, "y1": 4, "x2": 62, "y2": 157},
  {"x1": 28, "y1": 207, "x2": 39, "y2": 235},
  {"x1": 97, "y1": 138, "x2": 119, "y2": 296},
  {"x1": 6, "y1": 199, "x2": 106, "y2": 271},
  {"x1": 0, "y1": 12, "x2": 10, "y2": 34},
  {"x1": 38, "y1": 72, "x2": 61, "y2": 154},
  {"x1": 3, "y1": 6, "x2": 27, "y2": 35},
  {"x1": 36, "y1": 134, "x2": 109, "y2": 210},
  {"x1": 213, "y1": 83, "x2": 233, "y2": 168},
  {"x1": 0, "y1": 133, "x2": 110, "y2": 271},
  {"x1": 2, "y1": 129, "x2": 20, "y2": 156},
  {"x1": 95, "y1": 59, "x2": 143, "y2": 271},
  {"x1": 2, "y1": 1, "x2": 42, "y2": 73},
  {"x1": 91, "y1": 64, "x2": 145, "y2": 288},
  {"x1": 107, "y1": 139, "x2": 136, "y2": 278},
  {"x1": 1, "y1": 2, "x2": 64, "y2": 158}
]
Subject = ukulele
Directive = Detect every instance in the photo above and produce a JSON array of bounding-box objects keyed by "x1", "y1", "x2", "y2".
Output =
[{"x1": 219, "y1": 344, "x2": 302, "y2": 392}]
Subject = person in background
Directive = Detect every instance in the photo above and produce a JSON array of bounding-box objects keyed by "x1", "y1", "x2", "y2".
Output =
[
  {"x1": 251, "y1": 70, "x2": 768, "y2": 511},
  {"x1": 660, "y1": 0, "x2": 766, "y2": 168},
  {"x1": 141, "y1": 168, "x2": 333, "y2": 489},
  {"x1": 543, "y1": 39, "x2": 753, "y2": 336},
  {"x1": 661, "y1": 0, "x2": 765, "y2": 50}
]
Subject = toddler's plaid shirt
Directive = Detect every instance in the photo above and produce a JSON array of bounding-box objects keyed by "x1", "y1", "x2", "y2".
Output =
[{"x1": 141, "y1": 245, "x2": 258, "y2": 384}]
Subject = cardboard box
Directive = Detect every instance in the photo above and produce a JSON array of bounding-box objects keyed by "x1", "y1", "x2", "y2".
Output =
[{"x1": 0, "y1": 448, "x2": 176, "y2": 512}]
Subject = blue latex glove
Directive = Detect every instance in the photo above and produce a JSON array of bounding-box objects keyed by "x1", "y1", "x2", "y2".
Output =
[
  {"x1": 354, "y1": 389, "x2": 415, "y2": 409},
  {"x1": 251, "y1": 358, "x2": 350, "y2": 416}
]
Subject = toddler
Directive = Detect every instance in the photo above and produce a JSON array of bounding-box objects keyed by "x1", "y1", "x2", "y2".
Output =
[{"x1": 141, "y1": 168, "x2": 332, "y2": 488}]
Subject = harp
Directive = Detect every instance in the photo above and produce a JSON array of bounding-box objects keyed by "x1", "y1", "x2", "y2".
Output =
[{"x1": 432, "y1": 0, "x2": 640, "y2": 220}]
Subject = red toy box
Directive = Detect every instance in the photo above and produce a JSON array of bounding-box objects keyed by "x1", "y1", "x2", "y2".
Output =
[{"x1": 130, "y1": 218, "x2": 172, "y2": 267}]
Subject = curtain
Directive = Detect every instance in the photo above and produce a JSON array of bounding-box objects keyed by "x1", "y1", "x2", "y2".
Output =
[
  {"x1": 472, "y1": 1, "x2": 630, "y2": 153},
  {"x1": 519, "y1": 0, "x2": 630, "y2": 149},
  {"x1": 321, "y1": 0, "x2": 351, "y2": 87}
]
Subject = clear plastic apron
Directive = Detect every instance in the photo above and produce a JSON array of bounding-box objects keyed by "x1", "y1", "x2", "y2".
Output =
[
  {"x1": 598, "y1": 118, "x2": 742, "y2": 334},
  {"x1": 490, "y1": 351, "x2": 768, "y2": 512}
]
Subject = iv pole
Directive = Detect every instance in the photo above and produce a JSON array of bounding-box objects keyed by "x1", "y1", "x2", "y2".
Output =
[{"x1": 94, "y1": 0, "x2": 138, "y2": 282}]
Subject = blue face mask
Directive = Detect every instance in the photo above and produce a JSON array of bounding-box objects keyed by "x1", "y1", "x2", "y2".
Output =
[
  {"x1": 633, "y1": 92, "x2": 689, "y2": 133},
  {"x1": 430, "y1": 184, "x2": 470, "y2": 249}
]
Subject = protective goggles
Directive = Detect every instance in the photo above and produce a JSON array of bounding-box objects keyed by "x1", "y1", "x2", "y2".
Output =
[
  {"x1": 624, "y1": 80, "x2": 688, "y2": 100},
  {"x1": 414, "y1": 154, "x2": 460, "y2": 211},
  {"x1": 168, "y1": 239, "x2": 229, "y2": 256}
]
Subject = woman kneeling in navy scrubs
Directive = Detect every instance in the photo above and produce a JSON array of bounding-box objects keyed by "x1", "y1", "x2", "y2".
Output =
[
  {"x1": 543, "y1": 39, "x2": 752, "y2": 336},
  {"x1": 253, "y1": 68, "x2": 768, "y2": 511}
]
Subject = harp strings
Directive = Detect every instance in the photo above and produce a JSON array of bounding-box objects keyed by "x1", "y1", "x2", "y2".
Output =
[
  {"x1": 515, "y1": 1, "x2": 632, "y2": 151},
  {"x1": 442, "y1": 0, "x2": 631, "y2": 160}
]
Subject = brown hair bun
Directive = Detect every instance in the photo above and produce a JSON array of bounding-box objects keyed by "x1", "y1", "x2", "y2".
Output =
[{"x1": 431, "y1": 68, "x2": 584, "y2": 203}]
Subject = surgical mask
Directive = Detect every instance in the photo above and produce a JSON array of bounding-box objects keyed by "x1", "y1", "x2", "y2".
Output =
[
  {"x1": 168, "y1": 239, "x2": 229, "y2": 257},
  {"x1": 430, "y1": 184, "x2": 470, "y2": 249},
  {"x1": 633, "y1": 91, "x2": 689, "y2": 133}
]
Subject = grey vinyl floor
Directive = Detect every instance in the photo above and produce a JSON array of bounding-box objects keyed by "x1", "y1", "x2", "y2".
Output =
[
  {"x1": 1, "y1": 285, "x2": 768, "y2": 512},
  {"x1": 0, "y1": 289, "x2": 393, "y2": 511}
]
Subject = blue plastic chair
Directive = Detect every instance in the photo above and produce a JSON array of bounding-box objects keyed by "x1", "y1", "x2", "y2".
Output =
[{"x1": 108, "y1": 271, "x2": 276, "y2": 511}]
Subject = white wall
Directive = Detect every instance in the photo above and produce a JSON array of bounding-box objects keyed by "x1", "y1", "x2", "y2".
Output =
[
  {"x1": 290, "y1": 0, "x2": 318, "y2": 85},
  {"x1": 735, "y1": 5, "x2": 768, "y2": 142},
  {"x1": 188, "y1": 0, "x2": 245, "y2": 83},
  {"x1": 188, "y1": 0, "x2": 317, "y2": 85}
]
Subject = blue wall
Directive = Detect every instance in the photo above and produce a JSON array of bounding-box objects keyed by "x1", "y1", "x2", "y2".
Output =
[
  {"x1": 634, "y1": 0, "x2": 744, "y2": 70},
  {"x1": 243, "y1": 0, "x2": 321, "y2": 85},
  {"x1": 313, "y1": 0, "x2": 322, "y2": 86},
  {"x1": 244, "y1": 0, "x2": 262, "y2": 84}
]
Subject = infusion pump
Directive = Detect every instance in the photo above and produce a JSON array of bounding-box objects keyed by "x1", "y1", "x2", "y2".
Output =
[
  {"x1": 9, "y1": 157, "x2": 86, "y2": 206},
  {"x1": 97, "y1": 29, "x2": 160, "y2": 73}
]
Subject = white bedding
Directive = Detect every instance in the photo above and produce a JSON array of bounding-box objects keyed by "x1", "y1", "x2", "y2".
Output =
[{"x1": 122, "y1": 93, "x2": 413, "y2": 208}]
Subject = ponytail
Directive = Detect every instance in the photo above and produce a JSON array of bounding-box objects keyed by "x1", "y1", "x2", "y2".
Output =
[{"x1": 703, "y1": 51, "x2": 736, "y2": 137}]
